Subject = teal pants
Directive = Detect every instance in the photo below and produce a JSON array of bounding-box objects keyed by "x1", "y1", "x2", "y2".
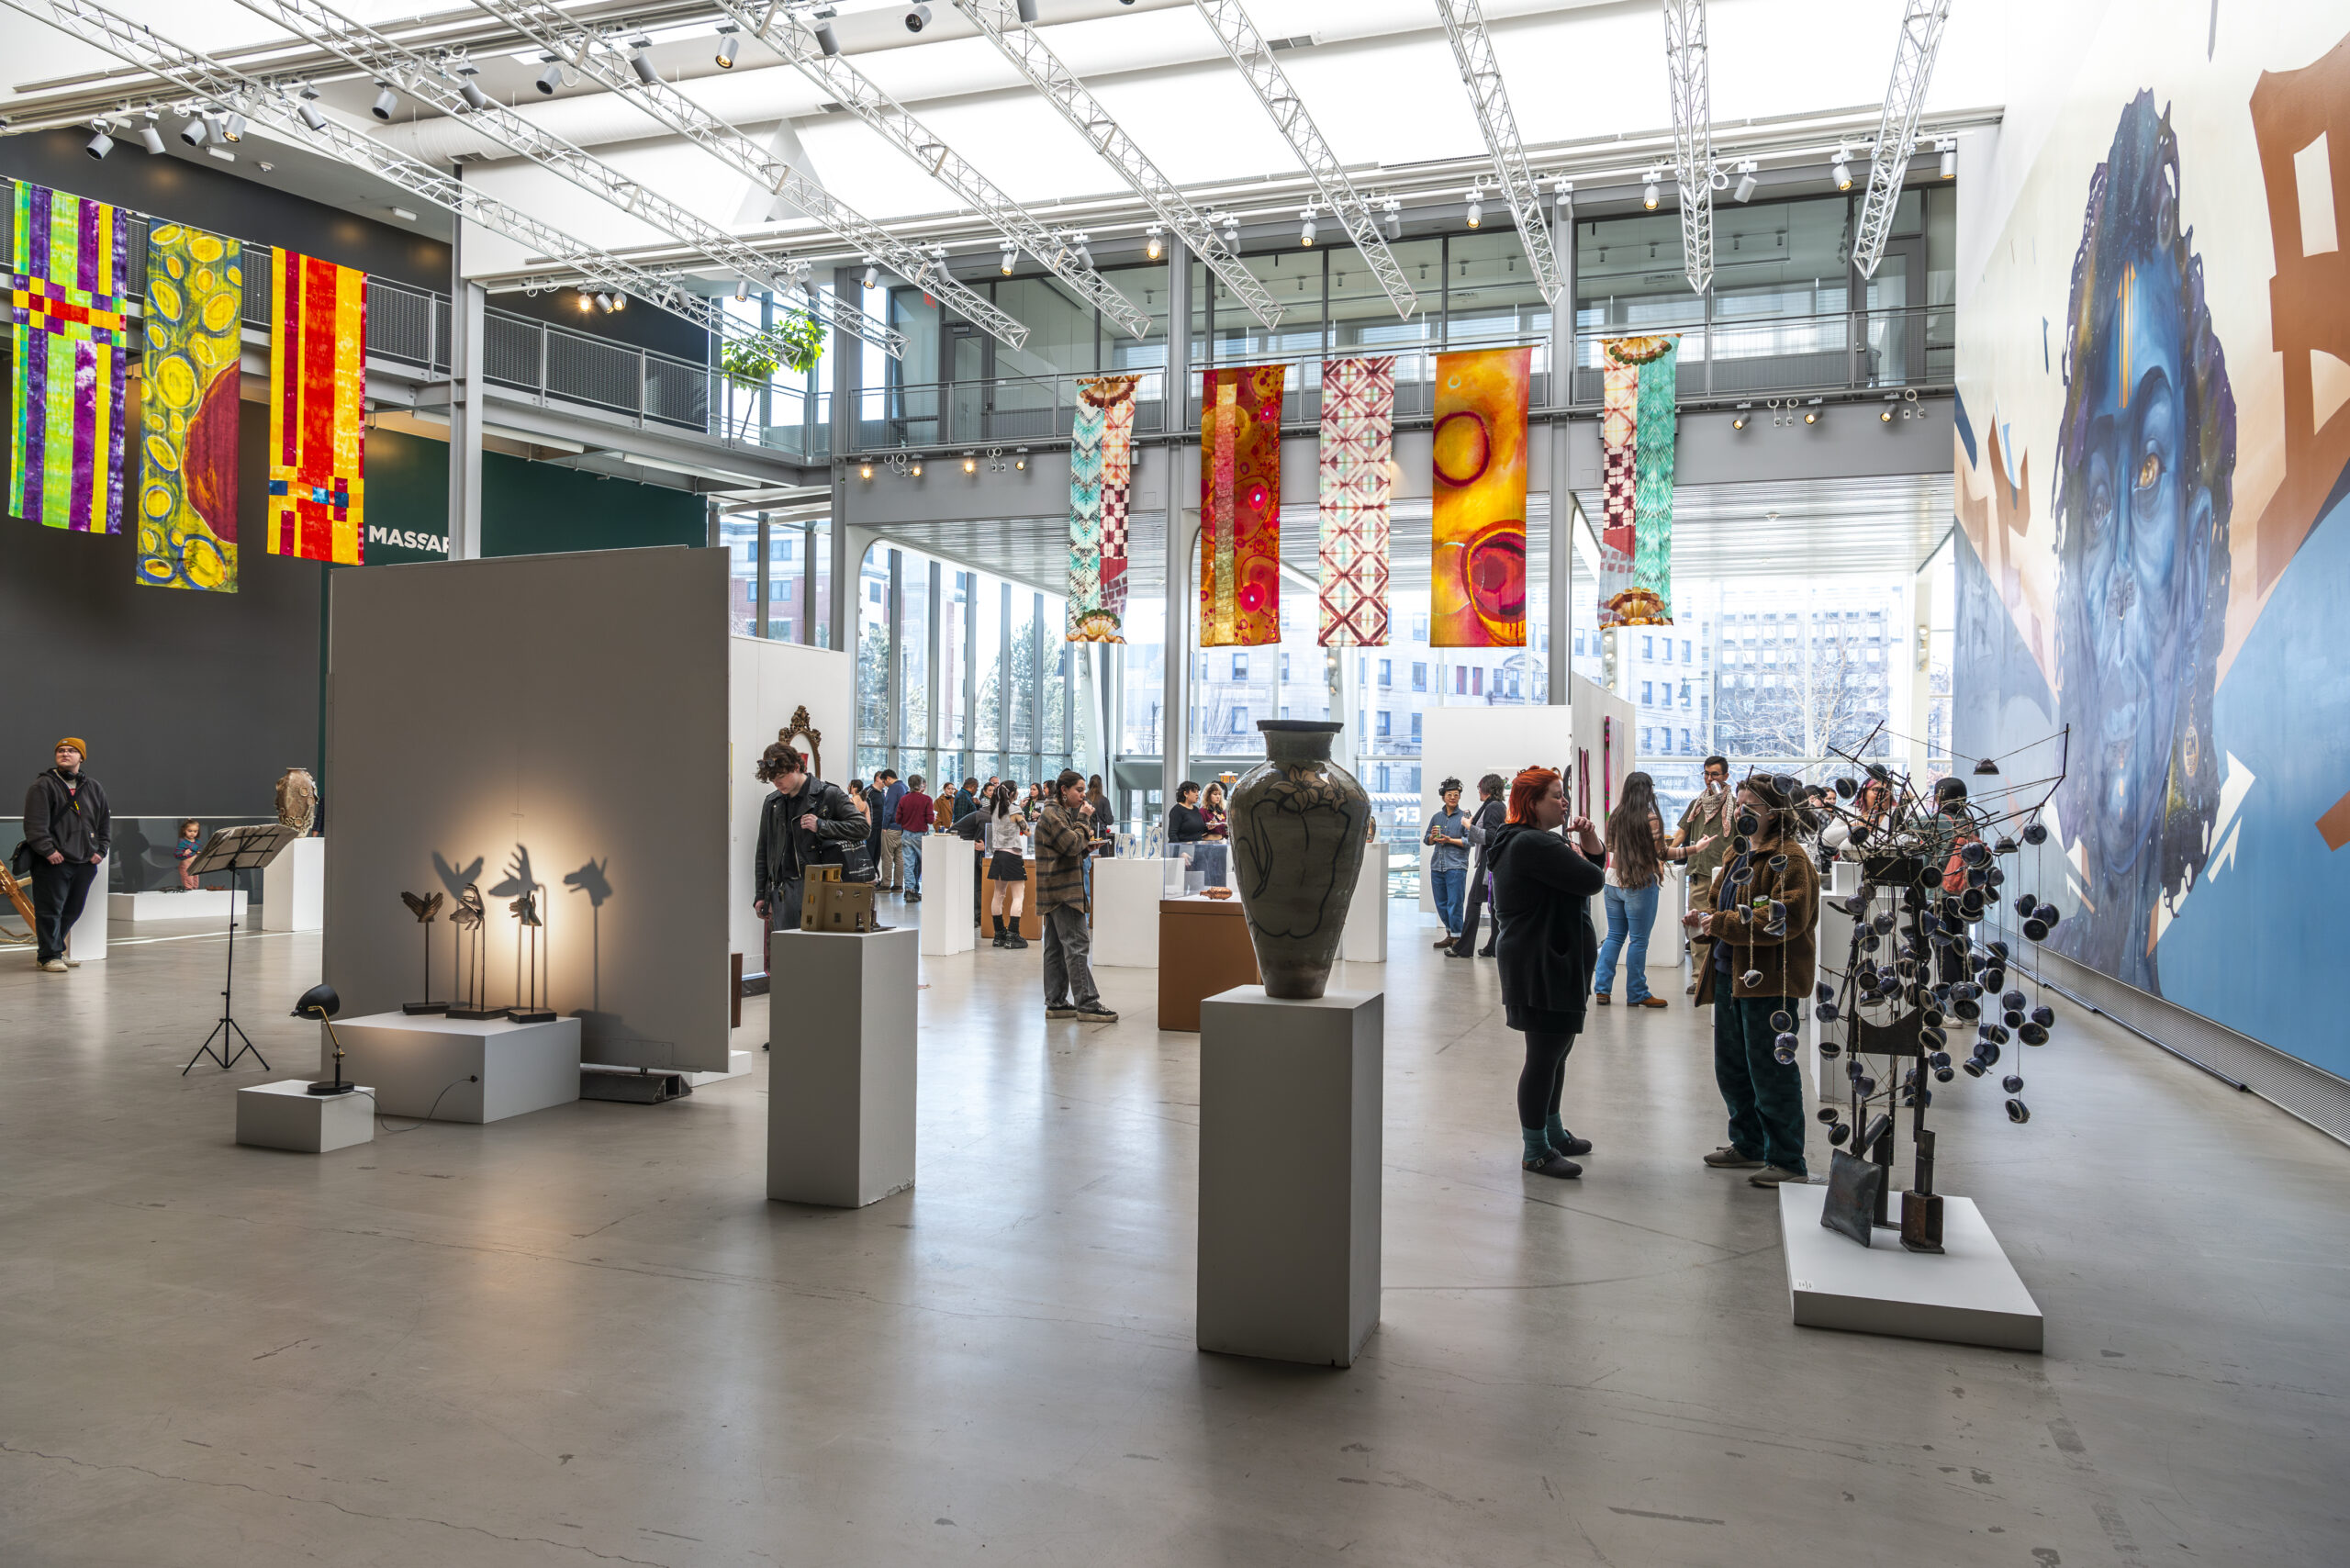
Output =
[{"x1": 1713, "y1": 992, "x2": 1808, "y2": 1175}]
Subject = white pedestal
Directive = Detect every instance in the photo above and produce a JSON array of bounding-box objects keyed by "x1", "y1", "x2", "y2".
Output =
[
  {"x1": 260, "y1": 836, "x2": 324, "y2": 932},
  {"x1": 1197, "y1": 986, "x2": 1383, "y2": 1368},
  {"x1": 1094, "y1": 857, "x2": 1172, "y2": 968},
  {"x1": 109, "y1": 888, "x2": 245, "y2": 924},
  {"x1": 1649, "y1": 865, "x2": 1687, "y2": 988},
  {"x1": 328, "y1": 1012, "x2": 581, "y2": 1123},
  {"x1": 767, "y1": 927, "x2": 918, "y2": 1208},
  {"x1": 237, "y1": 1080, "x2": 375, "y2": 1152},
  {"x1": 919, "y1": 841, "x2": 975, "y2": 956},
  {"x1": 1340, "y1": 851, "x2": 1387, "y2": 964},
  {"x1": 65, "y1": 882, "x2": 105, "y2": 963},
  {"x1": 1779, "y1": 1183, "x2": 2043, "y2": 1351}
]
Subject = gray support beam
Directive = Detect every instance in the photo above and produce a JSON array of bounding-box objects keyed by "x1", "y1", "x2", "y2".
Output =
[
  {"x1": 1031, "y1": 590, "x2": 1047, "y2": 771},
  {"x1": 886, "y1": 547, "x2": 903, "y2": 772},
  {"x1": 1548, "y1": 199, "x2": 1574, "y2": 703},
  {"x1": 755, "y1": 511, "x2": 770, "y2": 637},
  {"x1": 446, "y1": 180, "x2": 485, "y2": 560},
  {"x1": 802, "y1": 522, "x2": 819, "y2": 646},
  {"x1": 997, "y1": 580, "x2": 1013, "y2": 775},
  {"x1": 927, "y1": 559, "x2": 944, "y2": 776},
  {"x1": 963, "y1": 572, "x2": 979, "y2": 783},
  {"x1": 832, "y1": 524, "x2": 871, "y2": 655},
  {"x1": 1162, "y1": 237, "x2": 1193, "y2": 813}
]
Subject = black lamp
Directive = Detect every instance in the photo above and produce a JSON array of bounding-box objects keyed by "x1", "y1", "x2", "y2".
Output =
[{"x1": 295, "y1": 984, "x2": 355, "y2": 1096}]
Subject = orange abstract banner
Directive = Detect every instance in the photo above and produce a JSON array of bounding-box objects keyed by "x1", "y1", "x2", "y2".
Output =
[
  {"x1": 1198, "y1": 364, "x2": 1285, "y2": 647},
  {"x1": 1430, "y1": 346, "x2": 1529, "y2": 647},
  {"x1": 266, "y1": 249, "x2": 364, "y2": 564}
]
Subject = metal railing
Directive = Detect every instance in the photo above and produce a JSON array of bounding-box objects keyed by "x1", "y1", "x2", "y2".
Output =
[{"x1": 1568, "y1": 302, "x2": 1953, "y2": 404}]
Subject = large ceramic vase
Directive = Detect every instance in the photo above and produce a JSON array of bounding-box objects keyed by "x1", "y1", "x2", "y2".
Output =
[{"x1": 1230, "y1": 720, "x2": 1372, "y2": 1000}]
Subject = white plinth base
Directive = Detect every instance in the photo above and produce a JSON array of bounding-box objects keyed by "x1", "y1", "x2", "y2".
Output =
[
  {"x1": 237, "y1": 1080, "x2": 375, "y2": 1152},
  {"x1": 65, "y1": 885, "x2": 105, "y2": 963},
  {"x1": 109, "y1": 889, "x2": 245, "y2": 924},
  {"x1": 329, "y1": 1012, "x2": 582, "y2": 1123},
  {"x1": 768, "y1": 928, "x2": 918, "y2": 1207},
  {"x1": 1648, "y1": 865, "x2": 1687, "y2": 987},
  {"x1": 1779, "y1": 1183, "x2": 2042, "y2": 1351},
  {"x1": 686, "y1": 1050, "x2": 755, "y2": 1086},
  {"x1": 260, "y1": 836, "x2": 325, "y2": 932},
  {"x1": 1198, "y1": 986, "x2": 1383, "y2": 1368},
  {"x1": 919, "y1": 844, "x2": 975, "y2": 956},
  {"x1": 1340, "y1": 853, "x2": 1387, "y2": 963},
  {"x1": 1094, "y1": 857, "x2": 1171, "y2": 968}
]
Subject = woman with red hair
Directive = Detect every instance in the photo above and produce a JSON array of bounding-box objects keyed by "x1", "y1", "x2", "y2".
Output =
[{"x1": 1483, "y1": 766, "x2": 1607, "y2": 1178}]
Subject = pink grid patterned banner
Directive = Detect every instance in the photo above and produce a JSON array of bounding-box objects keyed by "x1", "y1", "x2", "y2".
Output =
[{"x1": 1316, "y1": 355, "x2": 1395, "y2": 646}]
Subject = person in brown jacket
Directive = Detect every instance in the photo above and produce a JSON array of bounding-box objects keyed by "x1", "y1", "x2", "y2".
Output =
[
  {"x1": 1033, "y1": 769, "x2": 1117, "y2": 1025},
  {"x1": 1684, "y1": 773, "x2": 1819, "y2": 1188}
]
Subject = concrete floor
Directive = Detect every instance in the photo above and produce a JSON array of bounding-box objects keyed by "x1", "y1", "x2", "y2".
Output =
[{"x1": 3, "y1": 901, "x2": 2345, "y2": 1568}]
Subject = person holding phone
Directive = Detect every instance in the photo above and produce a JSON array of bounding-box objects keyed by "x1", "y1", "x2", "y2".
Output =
[{"x1": 1484, "y1": 767, "x2": 1606, "y2": 1179}]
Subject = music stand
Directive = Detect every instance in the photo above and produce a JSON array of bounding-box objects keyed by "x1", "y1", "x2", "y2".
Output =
[{"x1": 182, "y1": 823, "x2": 303, "y2": 1074}]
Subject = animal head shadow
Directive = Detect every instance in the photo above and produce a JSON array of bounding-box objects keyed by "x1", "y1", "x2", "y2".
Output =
[
  {"x1": 487, "y1": 846, "x2": 537, "y2": 900},
  {"x1": 564, "y1": 858, "x2": 612, "y2": 908},
  {"x1": 433, "y1": 853, "x2": 484, "y2": 901}
]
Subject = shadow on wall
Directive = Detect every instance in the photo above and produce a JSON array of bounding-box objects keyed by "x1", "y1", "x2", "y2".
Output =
[{"x1": 417, "y1": 844, "x2": 619, "y2": 1021}]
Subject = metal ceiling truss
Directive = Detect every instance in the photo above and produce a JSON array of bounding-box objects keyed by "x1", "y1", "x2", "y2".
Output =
[
  {"x1": 0, "y1": 0, "x2": 744, "y2": 339},
  {"x1": 712, "y1": 0, "x2": 1152, "y2": 341},
  {"x1": 227, "y1": 0, "x2": 915, "y2": 356},
  {"x1": 1852, "y1": 0, "x2": 1953, "y2": 280},
  {"x1": 463, "y1": 0, "x2": 1016, "y2": 351},
  {"x1": 1661, "y1": 0, "x2": 1714, "y2": 297},
  {"x1": 951, "y1": 0, "x2": 1282, "y2": 330},
  {"x1": 1430, "y1": 0, "x2": 1565, "y2": 306},
  {"x1": 1189, "y1": 0, "x2": 1416, "y2": 320}
]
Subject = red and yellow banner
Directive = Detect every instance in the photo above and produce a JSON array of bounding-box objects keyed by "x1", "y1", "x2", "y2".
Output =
[
  {"x1": 1430, "y1": 346, "x2": 1529, "y2": 647},
  {"x1": 266, "y1": 249, "x2": 364, "y2": 564},
  {"x1": 1198, "y1": 364, "x2": 1285, "y2": 647}
]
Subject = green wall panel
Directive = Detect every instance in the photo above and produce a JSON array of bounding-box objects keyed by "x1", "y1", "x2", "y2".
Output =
[{"x1": 358, "y1": 426, "x2": 707, "y2": 563}]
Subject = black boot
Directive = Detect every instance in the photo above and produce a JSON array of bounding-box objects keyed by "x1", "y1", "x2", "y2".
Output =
[{"x1": 991, "y1": 915, "x2": 1007, "y2": 946}]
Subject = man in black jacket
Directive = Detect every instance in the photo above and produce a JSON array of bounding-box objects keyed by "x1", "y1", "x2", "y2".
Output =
[
  {"x1": 1448, "y1": 772, "x2": 1507, "y2": 958},
  {"x1": 24, "y1": 737, "x2": 108, "y2": 972},
  {"x1": 754, "y1": 746, "x2": 870, "y2": 934}
]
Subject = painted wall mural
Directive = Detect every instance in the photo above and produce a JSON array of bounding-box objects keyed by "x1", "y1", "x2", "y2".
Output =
[
  {"x1": 136, "y1": 223, "x2": 242, "y2": 591},
  {"x1": 1954, "y1": 6, "x2": 2350, "y2": 1078},
  {"x1": 1429, "y1": 345, "x2": 1528, "y2": 648}
]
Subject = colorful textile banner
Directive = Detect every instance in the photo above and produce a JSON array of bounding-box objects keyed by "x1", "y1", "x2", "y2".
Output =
[
  {"x1": 6, "y1": 181, "x2": 131, "y2": 533},
  {"x1": 1430, "y1": 346, "x2": 1530, "y2": 647},
  {"x1": 1198, "y1": 364, "x2": 1285, "y2": 647},
  {"x1": 1316, "y1": 355, "x2": 1395, "y2": 646},
  {"x1": 267, "y1": 249, "x2": 365, "y2": 564},
  {"x1": 1066, "y1": 374, "x2": 1139, "y2": 642},
  {"x1": 136, "y1": 223, "x2": 243, "y2": 591},
  {"x1": 1597, "y1": 334, "x2": 1678, "y2": 626}
]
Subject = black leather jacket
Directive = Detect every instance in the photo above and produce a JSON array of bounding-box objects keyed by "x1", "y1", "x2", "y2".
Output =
[{"x1": 755, "y1": 779, "x2": 867, "y2": 900}]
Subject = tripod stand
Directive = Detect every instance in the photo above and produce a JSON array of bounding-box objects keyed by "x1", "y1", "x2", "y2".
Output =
[{"x1": 181, "y1": 823, "x2": 301, "y2": 1074}]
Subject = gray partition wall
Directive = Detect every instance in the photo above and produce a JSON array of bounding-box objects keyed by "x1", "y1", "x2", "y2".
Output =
[{"x1": 325, "y1": 547, "x2": 733, "y2": 1071}]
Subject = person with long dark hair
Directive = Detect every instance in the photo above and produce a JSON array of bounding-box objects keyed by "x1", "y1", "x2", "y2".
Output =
[
  {"x1": 1683, "y1": 773, "x2": 1819, "y2": 1188},
  {"x1": 1447, "y1": 773, "x2": 1508, "y2": 958},
  {"x1": 1594, "y1": 771, "x2": 1714, "y2": 1007},
  {"x1": 1485, "y1": 767, "x2": 1606, "y2": 1179},
  {"x1": 981, "y1": 780, "x2": 1030, "y2": 949}
]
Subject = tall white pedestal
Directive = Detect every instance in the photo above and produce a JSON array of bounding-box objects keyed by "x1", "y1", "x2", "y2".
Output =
[
  {"x1": 1779, "y1": 1183, "x2": 2042, "y2": 1351},
  {"x1": 238, "y1": 1080, "x2": 375, "y2": 1152},
  {"x1": 768, "y1": 927, "x2": 918, "y2": 1208},
  {"x1": 919, "y1": 841, "x2": 975, "y2": 956},
  {"x1": 1648, "y1": 865, "x2": 1687, "y2": 989},
  {"x1": 261, "y1": 836, "x2": 325, "y2": 932},
  {"x1": 1197, "y1": 986, "x2": 1383, "y2": 1368},
  {"x1": 328, "y1": 1012, "x2": 581, "y2": 1123},
  {"x1": 1094, "y1": 857, "x2": 1171, "y2": 968},
  {"x1": 65, "y1": 882, "x2": 105, "y2": 963},
  {"x1": 1340, "y1": 852, "x2": 1387, "y2": 963},
  {"x1": 109, "y1": 888, "x2": 245, "y2": 924}
]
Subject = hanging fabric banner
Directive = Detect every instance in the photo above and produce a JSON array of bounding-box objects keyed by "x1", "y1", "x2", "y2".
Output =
[
  {"x1": 1316, "y1": 355, "x2": 1395, "y2": 647},
  {"x1": 1067, "y1": 374, "x2": 1139, "y2": 643},
  {"x1": 1597, "y1": 334, "x2": 1678, "y2": 626},
  {"x1": 1430, "y1": 345, "x2": 1529, "y2": 647},
  {"x1": 1198, "y1": 364, "x2": 1285, "y2": 647},
  {"x1": 136, "y1": 223, "x2": 243, "y2": 591},
  {"x1": 267, "y1": 248, "x2": 366, "y2": 564},
  {"x1": 6, "y1": 180, "x2": 131, "y2": 534}
]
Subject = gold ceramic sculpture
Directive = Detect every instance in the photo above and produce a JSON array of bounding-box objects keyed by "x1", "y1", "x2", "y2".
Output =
[{"x1": 274, "y1": 767, "x2": 318, "y2": 834}]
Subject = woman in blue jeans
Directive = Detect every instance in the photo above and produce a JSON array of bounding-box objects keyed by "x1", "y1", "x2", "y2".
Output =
[{"x1": 1595, "y1": 772, "x2": 1715, "y2": 1007}]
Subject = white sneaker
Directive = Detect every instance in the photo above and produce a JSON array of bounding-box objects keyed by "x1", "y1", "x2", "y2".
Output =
[
  {"x1": 62, "y1": 957, "x2": 82, "y2": 969},
  {"x1": 39, "y1": 958, "x2": 69, "y2": 973}
]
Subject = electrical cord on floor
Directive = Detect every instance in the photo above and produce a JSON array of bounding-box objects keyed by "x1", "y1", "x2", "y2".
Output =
[{"x1": 331, "y1": 1075, "x2": 479, "y2": 1134}]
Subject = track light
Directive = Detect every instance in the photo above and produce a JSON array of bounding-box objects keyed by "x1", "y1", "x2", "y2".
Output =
[
  {"x1": 1733, "y1": 162, "x2": 1757, "y2": 203},
  {"x1": 221, "y1": 112, "x2": 245, "y2": 142},
  {"x1": 963, "y1": 456, "x2": 977, "y2": 474},
  {"x1": 84, "y1": 123, "x2": 114, "y2": 160},
  {"x1": 536, "y1": 59, "x2": 565, "y2": 95},
  {"x1": 1001, "y1": 242, "x2": 1017, "y2": 275},
  {"x1": 138, "y1": 119, "x2": 165, "y2": 155},
  {"x1": 1465, "y1": 191, "x2": 1482, "y2": 228},
  {"x1": 1014, "y1": 455, "x2": 1026, "y2": 471},
  {"x1": 904, "y1": 4, "x2": 933, "y2": 33},
  {"x1": 733, "y1": 277, "x2": 748, "y2": 302},
  {"x1": 459, "y1": 73, "x2": 488, "y2": 112},
  {"x1": 1383, "y1": 206, "x2": 1402, "y2": 241},
  {"x1": 910, "y1": 459, "x2": 923, "y2": 476},
  {"x1": 1939, "y1": 141, "x2": 1957, "y2": 180},
  {"x1": 1146, "y1": 224, "x2": 1163, "y2": 261},
  {"x1": 1553, "y1": 179, "x2": 1573, "y2": 219},
  {"x1": 1300, "y1": 209, "x2": 1316, "y2": 247},
  {"x1": 1881, "y1": 408, "x2": 1895, "y2": 423},
  {"x1": 578, "y1": 290, "x2": 595, "y2": 313},
  {"x1": 1732, "y1": 415, "x2": 1747, "y2": 431},
  {"x1": 1804, "y1": 408, "x2": 1819, "y2": 424},
  {"x1": 815, "y1": 19, "x2": 840, "y2": 55},
  {"x1": 180, "y1": 113, "x2": 207, "y2": 148},
  {"x1": 629, "y1": 41, "x2": 658, "y2": 85},
  {"x1": 611, "y1": 292, "x2": 625, "y2": 311},
  {"x1": 1221, "y1": 215, "x2": 1238, "y2": 248},
  {"x1": 1642, "y1": 176, "x2": 1659, "y2": 211},
  {"x1": 859, "y1": 462, "x2": 874, "y2": 479},
  {"x1": 371, "y1": 83, "x2": 397, "y2": 120},
  {"x1": 716, "y1": 28, "x2": 740, "y2": 69},
  {"x1": 1017, "y1": 0, "x2": 1039, "y2": 19},
  {"x1": 204, "y1": 113, "x2": 228, "y2": 143},
  {"x1": 863, "y1": 262, "x2": 879, "y2": 289},
  {"x1": 1831, "y1": 149, "x2": 1852, "y2": 191}
]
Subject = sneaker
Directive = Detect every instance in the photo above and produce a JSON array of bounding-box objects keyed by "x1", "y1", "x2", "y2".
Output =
[
  {"x1": 1703, "y1": 1146, "x2": 1764, "y2": 1169},
  {"x1": 1045, "y1": 1005, "x2": 1079, "y2": 1020},
  {"x1": 1443, "y1": 946, "x2": 1474, "y2": 958},
  {"x1": 62, "y1": 958, "x2": 81, "y2": 968},
  {"x1": 1684, "y1": 980, "x2": 1698, "y2": 995},
  {"x1": 1550, "y1": 1133, "x2": 1595, "y2": 1158},
  {"x1": 1076, "y1": 1006, "x2": 1119, "y2": 1024},
  {"x1": 992, "y1": 932, "x2": 1008, "y2": 947},
  {"x1": 1631, "y1": 996, "x2": 1667, "y2": 1009},
  {"x1": 1004, "y1": 934, "x2": 1029, "y2": 949},
  {"x1": 1521, "y1": 1153, "x2": 1583, "y2": 1179},
  {"x1": 39, "y1": 958, "x2": 68, "y2": 973},
  {"x1": 1749, "y1": 1165, "x2": 1807, "y2": 1188},
  {"x1": 905, "y1": 892, "x2": 922, "y2": 903},
  {"x1": 1477, "y1": 946, "x2": 1495, "y2": 957}
]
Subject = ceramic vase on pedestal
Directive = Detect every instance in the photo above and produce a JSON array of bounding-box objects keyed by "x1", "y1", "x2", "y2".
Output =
[{"x1": 1229, "y1": 721, "x2": 1372, "y2": 999}]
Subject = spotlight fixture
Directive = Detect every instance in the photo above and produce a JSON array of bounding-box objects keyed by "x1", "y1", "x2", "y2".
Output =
[
  {"x1": 814, "y1": 19, "x2": 840, "y2": 55},
  {"x1": 205, "y1": 113, "x2": 228, "y2": 143},
  {"x1": 1001, "y1": 241, "x2": 1018, "y2": 275},
  {"x1": 371, "y1": 83, "x2": 397, "y2": 121},
  {"x1": 1220, "y1": 214, "x2": 1239, "y2": 248},
  {"x1": 296, "y1": 88, "x2": 326, "y2": 131},
  {"x1": 862, "y1": 260, "x2": 879, "y2": 289},
  {"x1": 1299, "y1": 208, "x2": 1316, "y2": 247},
  {"x1": 962, "y1": 455, "x2": 977, "y2": 474},
  {"x1": 1465, "y1": 191, "x2": 1482, "y2": 228},
  {"x1": 1732, "y1": 414, "x2": 1747, "y2": 431},
  {"x1": 909, "y1": 458, "x2": 923, "y2": 476},
  {"x1": 629, "y1": 39, "x2": 659, "y2": 85},
  {"x1": 1382, "y1": 201, "x2": 1402, "y2": 241},
  {"x1": 389, "y1": 207, "x2": 418, "y2": 222},
  {"x1": 1938, "y1": 140, "x2": 1957, "y2": 180},
  {"x1": 138, "y1": 118, "x2": 165, "y2": 155},
  {"x1": 1642, "y1": 172, "x2": 1660, "y2": 210},
  {"x1": 1831, "y1": 147, "x2": 1852, "y2": 191},
  {"x1": 84, "y1": 122, "x2": 114, "y2": 160},
  {"x1": 578, "y1": 289, "x2": 596, "y2": 312},
  {"x1": 180, "y1": 115, "x2": 207, "y2": 147},
  {"x1": 904, "y1": 4, "x2": 933, "y2": 34},
  {"x1": 1804, "y1": 408, "x2": 1819, "y2": 424},
  {"x1": 221, "y1": 112, "x2": 245, "y2": 142},
  {"x1": 536, "y1": 58, "x2": 566, "y2": 95},
  {"x1": 859, "y1": 462, "x2": 874, "y2": 479},
  {"x1": 1733, "y1": 161, "x2": 1758, "y2": 203},
  {"x1": 458, "y1": 67, "x2": 488, "y2": 112},
  {"x1": 1552, "y1": 178, "x2": 1573, "y2": 219},
  {"x1": 733, "y1": 277, "x2": 748, "y2": 302},
  {"x1": 598, "y1": 293, "x2": 616, "y2": 312},
  {"x1": 1014, "y1": 453, "x2": 1027, "y2": 472},
  {"x1": 611, "y1": 292, "x2": 625, "y2": 311},
  {"x1": 716, "y1": 28, "x2": 740, "y2": 69},
  {"x1": 1881, "y1": 407, "x2": 1894, "y2": 423},
  {"x1": 1145, "y1": 224, "x2": 1163, "y2": 261}
]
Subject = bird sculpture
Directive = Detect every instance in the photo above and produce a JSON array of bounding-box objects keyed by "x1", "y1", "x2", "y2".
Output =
[
  {"x1": 451, "y1": 884, "x2": 486, "y2": 931},
  {"x1": 400, "y1": 890, "x2": 443, "y2": 923}
]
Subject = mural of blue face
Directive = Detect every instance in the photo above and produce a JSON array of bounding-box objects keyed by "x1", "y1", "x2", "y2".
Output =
[{"x1": 2052, "y1": 92, "x2": 2234, "y2": 993}]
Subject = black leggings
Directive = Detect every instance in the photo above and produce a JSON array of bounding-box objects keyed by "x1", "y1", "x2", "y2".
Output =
[{"x1": 1516, "y1": 1030, "x2": 1576, "y2": 1130}]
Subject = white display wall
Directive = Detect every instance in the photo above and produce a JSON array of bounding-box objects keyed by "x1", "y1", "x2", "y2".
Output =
[
  {"x1": 727, "y1": 634, "x2": 856, "y2": 980},
  {"x1": 1416, "y1": 704, "x2": 1578, "y2": 913}
]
